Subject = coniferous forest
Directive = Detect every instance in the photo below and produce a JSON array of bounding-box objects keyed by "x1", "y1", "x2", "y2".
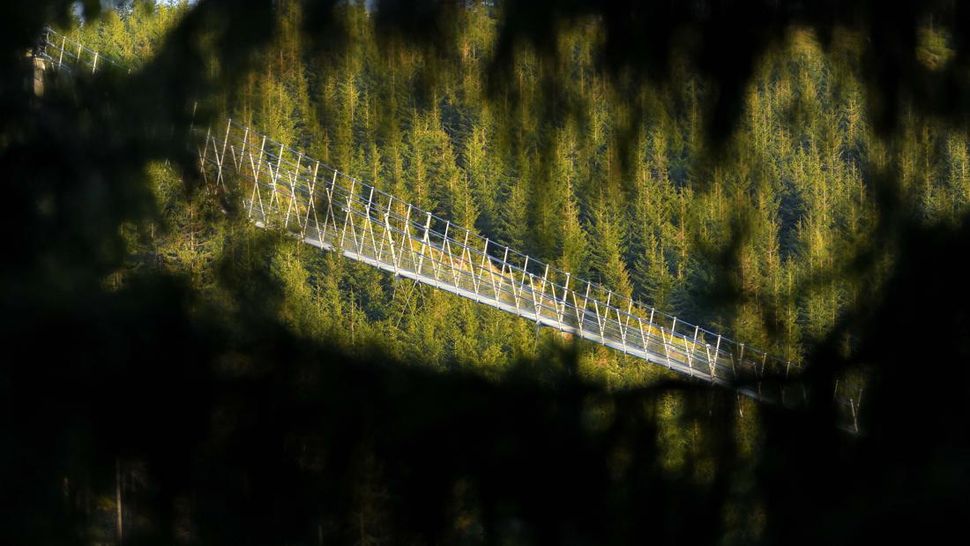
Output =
[
  {"x1": 71, "y1": 1, "x2": 970, "y2": 381},
  {"x1": 3, "y1": 1, "x2": 970, "y2": 544}
]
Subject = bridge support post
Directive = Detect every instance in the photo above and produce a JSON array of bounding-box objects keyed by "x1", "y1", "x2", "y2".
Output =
[{"x1": 29, "y1": 51, "x2": 45, "y2": 97}]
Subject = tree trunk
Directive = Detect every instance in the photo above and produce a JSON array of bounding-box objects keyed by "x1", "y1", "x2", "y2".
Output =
[{"x1": 116, "y1": 458, "x2": 124, "y2": 546}]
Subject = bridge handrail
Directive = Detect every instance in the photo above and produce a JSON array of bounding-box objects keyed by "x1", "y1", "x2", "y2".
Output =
[{"x1": 211, "y1": 117, "x2": 795, "y2": 379}]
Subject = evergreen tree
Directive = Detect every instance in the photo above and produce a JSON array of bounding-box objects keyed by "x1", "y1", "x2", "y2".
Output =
[
  {"x1": 558, "y1": 169, "x2": 588, "y2": 276},
  {"x1": 589, "y1": 189, "x2": 633, "y2": 298},
  {"x1": 462, "y1": 108, "x2": 501, "y2": 234},
  {"x1": 630, "y1": 127, "x2": 677, "y2": 311}
]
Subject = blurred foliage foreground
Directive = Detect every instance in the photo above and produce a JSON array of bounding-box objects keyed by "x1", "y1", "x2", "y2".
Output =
[{"x1": 2, "y1": 1, "x2": 970, "y2": 544}]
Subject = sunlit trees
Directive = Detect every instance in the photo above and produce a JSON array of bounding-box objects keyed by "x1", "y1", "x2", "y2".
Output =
[{"x1": 76, "y1": 0, "x2": 970, "y2": 382}]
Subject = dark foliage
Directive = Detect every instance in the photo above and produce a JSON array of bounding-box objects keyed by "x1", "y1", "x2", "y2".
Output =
[{"x1": 2, "y1": 1, "x2": 969, "y2": 544}]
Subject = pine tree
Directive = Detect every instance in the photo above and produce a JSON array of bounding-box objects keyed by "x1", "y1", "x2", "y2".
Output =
[
  {"x1": 495, "y1": 147, "x2": 532, "y2": 252},
  {"x1": 630, "y1": 128, "x2": 676, "y2": 310},
  {"x1": 946, "y1": 133, "x2": 970, "y2": 218},
  {"x1": 589, "y1": 190, "x2": 633, "y2": 298},
  {"x1": 462, "y1": 108, "x2": 501, "y2": 234},
  {"x1": 559, "y1": 176, "x2": 588, "y2": 276}
]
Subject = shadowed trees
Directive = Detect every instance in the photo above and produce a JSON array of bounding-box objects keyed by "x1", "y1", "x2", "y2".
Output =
[{"x1": 2, "y1": 0, "x2": 970, "y2": 544}]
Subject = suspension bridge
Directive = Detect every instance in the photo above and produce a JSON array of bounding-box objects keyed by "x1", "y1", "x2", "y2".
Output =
[{"x1": 35, "y1": 27, "x2": 862, "y2": 431}]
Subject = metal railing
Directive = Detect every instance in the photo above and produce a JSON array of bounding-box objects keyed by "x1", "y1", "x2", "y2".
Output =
[
  {"x1": 37, "y1": 26, "x2": 863, "y2": 431},
  {"x1": 38, "y1": 27, "x2": 128, "y2": 75}
]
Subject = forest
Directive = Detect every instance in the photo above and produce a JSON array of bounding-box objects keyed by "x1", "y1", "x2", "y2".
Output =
[
  {"x1": 4, "y1": 0, "x2": 970, "y2": 544},
  {"x1": 71, "y1": 1, "x2": 970, "y2": 379}
]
